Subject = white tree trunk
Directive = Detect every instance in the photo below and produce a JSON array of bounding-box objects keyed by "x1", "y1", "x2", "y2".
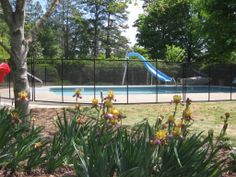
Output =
[{"x1": 11, "y1": 26, "x2": 30, "y2": 120}]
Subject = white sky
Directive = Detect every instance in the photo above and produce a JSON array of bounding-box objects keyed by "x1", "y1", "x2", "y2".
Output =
[
  {"x1": 38, "y1": 0, "x2": 143, "y2": 46},
  {"x1": 123, "y1": 1, "x2": 144, "y2": 46}
]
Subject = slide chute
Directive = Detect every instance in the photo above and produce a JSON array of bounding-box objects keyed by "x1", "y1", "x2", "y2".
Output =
[{"x1": 127, "y1": 52, "x2": 174, "y2": 82}]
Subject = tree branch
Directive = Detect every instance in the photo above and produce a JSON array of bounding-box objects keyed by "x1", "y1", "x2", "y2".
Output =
[
  {"x1": 16, "y1": 0, "x2": 26, "y2": 13},
  {"x1": 0, "y1": 0, "x2": 14, "y2": 28},
  {"x1": 26, "y1": 0, "x2": 60, "y2": 43}
]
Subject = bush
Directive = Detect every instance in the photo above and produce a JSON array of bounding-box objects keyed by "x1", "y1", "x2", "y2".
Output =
[{"x1": 34, "y1": 64, "x2": 59, "y2": 83}]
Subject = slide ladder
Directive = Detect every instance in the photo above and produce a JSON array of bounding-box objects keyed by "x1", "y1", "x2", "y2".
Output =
[{"x1": 27, "y1": 72, "x2": 43, "y2": 86}]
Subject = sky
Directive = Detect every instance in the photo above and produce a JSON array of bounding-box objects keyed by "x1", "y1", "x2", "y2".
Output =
[
  {"x1": 38, "y1": 0, "x2": 144, "y2": 46},
  {"x1": 124, "y1": 1, "x2": 144, "y2": 46}
]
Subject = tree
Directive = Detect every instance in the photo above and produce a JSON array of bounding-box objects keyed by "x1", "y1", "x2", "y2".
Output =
[
  {"x1": 80, "y1": 0, "x2": 107, "y2": 58},
  {"x1": 0, "y1": 4, "x2": 10, "y2": 59},
  {"x1": 197, "y1": 0, "x2": 236, "y2": 62},
  {"x1": 53, "y1": 0, "x2": 79, "y2": 59},
  {"x1": 135, "y1": 0, "x2": 203, "y2": 62},
  {"x1": 38, "y1": 25, "x2": 62, "y2": 59},
  {"x1": 102, "y1": 0, "x2": 128, "y2": 58},
  {"x1": 0, "y1": 0, "x2": 60, "y2": 119},
  {"x1": 25, "y1": 0, "x2": 44, "y2": 59}
]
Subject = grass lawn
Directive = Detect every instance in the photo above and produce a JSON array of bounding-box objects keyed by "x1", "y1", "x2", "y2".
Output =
[{"x1": 116, "y1": 101, "x2": 236, "y2": 146}]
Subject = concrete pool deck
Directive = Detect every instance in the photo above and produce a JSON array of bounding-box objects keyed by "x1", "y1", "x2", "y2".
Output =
[{"x1": 0, "y1": 86, "x2": 235, "y2": 107}]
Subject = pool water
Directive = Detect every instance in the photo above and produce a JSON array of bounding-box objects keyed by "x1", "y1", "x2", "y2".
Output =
[{"x1": 49, "y1": 85, "x2": 236, "y2": 96}]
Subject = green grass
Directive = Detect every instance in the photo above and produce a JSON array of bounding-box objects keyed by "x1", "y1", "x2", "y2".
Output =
[{"x1": 115, "y1": 101, "x2": 236, "y2": 146}]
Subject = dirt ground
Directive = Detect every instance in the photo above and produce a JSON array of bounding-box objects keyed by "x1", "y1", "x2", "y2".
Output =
[{"x1": 31, "y1": 108, "x2": 65, "y2": 137}]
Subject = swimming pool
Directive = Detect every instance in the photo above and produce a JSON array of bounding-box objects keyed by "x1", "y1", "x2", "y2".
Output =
[{"x1": 48, "y1": 85, "x2": 236, "y2": 96}]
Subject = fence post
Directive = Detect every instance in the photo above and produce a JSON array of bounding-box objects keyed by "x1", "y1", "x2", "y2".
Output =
[
  {"x1": 182, "y1": 63, "x2": 187, "y2": 102},
  {"x1": 44, "y1": 64, "x2": 46, "y2": 86},
  {"x1": 61, "y1": 58, "x2": 64, "y2": 103},
  {"x1": 156, "y1": 58, "x2": 158, "y2": 103},
  {"x1": 8, "y1": 67, "x2": 11, "y2": 99},
  {"x1": 126, "y1": 60, "x2": 129, "y2": 104},
  {"x1": 93, "y1": 57, "x2": 96, "y2": 98},
  {"x1": 32, "y1": 57, "x2": 36, "y2": 101},
  {"x1": 230, "y1": 64, "x2": 233, "y2": 101},
  {"x1": 208, "y1": 64, "x2": 211, "y2": 102}
]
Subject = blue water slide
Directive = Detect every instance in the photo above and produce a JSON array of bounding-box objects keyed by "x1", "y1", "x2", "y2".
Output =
[{"x1": 127, "y1": 52, "x2": 174, "y2": 82}]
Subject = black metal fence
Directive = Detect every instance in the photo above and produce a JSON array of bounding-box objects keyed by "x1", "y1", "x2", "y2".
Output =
[{"x1": 1, "y1": 58, "x2": 236, "y2": 104}]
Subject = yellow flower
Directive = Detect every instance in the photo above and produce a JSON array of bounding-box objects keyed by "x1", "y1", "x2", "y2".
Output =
[
  {"x1": 168, "y1": 115, "x2": 175, "y2": 123},
  {"x1": 92, "y1": 98, "x2": 99, "y2": 107},
  {"x1": 11, "y1": 111, "x2": 21, "y2": 124},
  {"x1": 186, "y1": 98, "x2": 192, "y2": 105},
  {"x1": 173, "y1": 126, "x2": 181, "y2": 137},
  {"x1": 107, "y1": 90, "x2": 115, "y2": 100},
  {"x1": 157, "y1": 116, "x2": 163, "y2": 123},
  {"x1": 109, "y1": 118, "x2": 118, "y2": 125},
  {"x1": 155, "y1": 130, "x2": 167, "y2": 141},
  {"x1": 173, "y1": 95, "x2": 181, "y2": 104},
  {"x1": 73, "y1": 89, "x2": 82, "y2": 99},
  {"x1": 105, "y1": 100, "x2": 113, "y2": 108},
  {"x1": 111, "y1": 108, "x2": 120, "y2": 116},
  {"x1": 34, "y1": 142, "x2": 43, "y2": 149},
  {"x1": 183, "y1": 108, "x2": 192, "y2": 120},
  {"x1": 176, "y1": 119, "x2": 185, "y2": 129},
  {"x1": 18, "y1": 91, "x2": 28, "y2": 101}
]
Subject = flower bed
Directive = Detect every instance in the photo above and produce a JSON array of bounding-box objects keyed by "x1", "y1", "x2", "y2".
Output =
[{"x1": 0, "y1": 91, "x2": 235, "y2": 176}]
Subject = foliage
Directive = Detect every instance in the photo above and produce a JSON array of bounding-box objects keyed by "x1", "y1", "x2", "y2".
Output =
[
  {"x1": 165, "y1": 44, "x2": 186, "y2": 62},
  {"x1": 196, "y1": 0, "x2": 236, "y2": 63},
  {"x1": 230, "y1": 150, "x2": 236, "y2": 172},
  {"x1": 0, "y1": 108, "x2": 45, "y2": 173},
  {"x1": 0, "y1": 35, "x2": 10, "y2": 59},
  {"x1": 132, "y1": 45, "x2": 150, "y2": 59},
  {"x1": 34, "y1": 64, "x2": 59, "y2": 83},
  {"x1": 43, "y1": 134, "x2": 74, "y2": 174},
  {"x1": 136, "y1": 0, "x2": 202, "y2": 61}
]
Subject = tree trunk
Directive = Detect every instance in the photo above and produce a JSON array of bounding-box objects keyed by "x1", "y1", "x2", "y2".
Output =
[
  {"x1": 12, "y1": 60, "x2": 30, "y2": 117},
  {"x1": 93, "y1": 3, "x2": 99, "y2": 59},
  {"x1": 10, "y1": 25, "x2": 30, "y2": 121},
  {"x1": 105, "y1": 13, "x2": 111, "y2": 59}
]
